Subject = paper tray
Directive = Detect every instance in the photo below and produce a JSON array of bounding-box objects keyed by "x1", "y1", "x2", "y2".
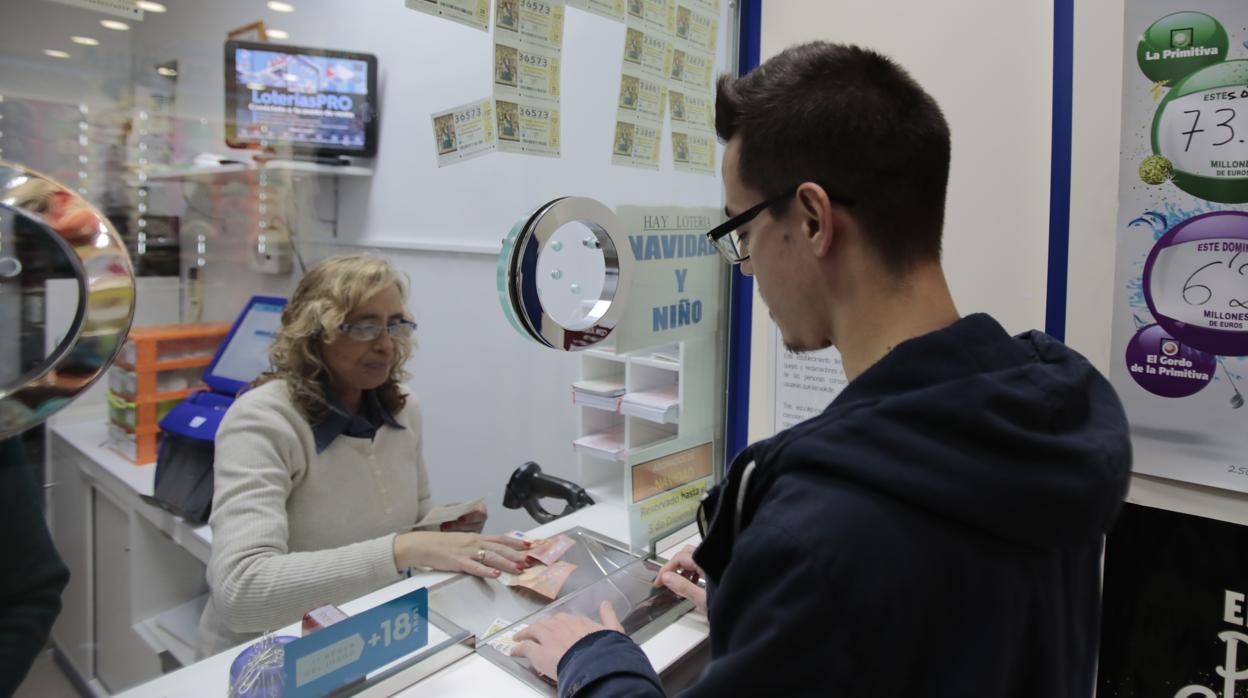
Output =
[{"x1": 428, "y1": 526, "x2": 692, "y2": 696}]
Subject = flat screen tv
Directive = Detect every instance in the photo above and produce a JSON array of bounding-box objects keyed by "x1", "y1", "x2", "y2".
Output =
[{"x1": 224, "y1": 40, "x2": 378, "y2": 158}]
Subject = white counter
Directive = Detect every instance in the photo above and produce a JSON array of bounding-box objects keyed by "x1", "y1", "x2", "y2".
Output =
[
  {"x1": 114, "y1": 490, "x2": 707, "y2": 697},
  {"x1": 52, "y1": 419, "x2": 212, "y2": 562}
]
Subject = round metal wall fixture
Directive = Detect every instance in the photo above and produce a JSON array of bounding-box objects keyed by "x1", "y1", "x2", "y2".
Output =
[
  {"x1": 497, "y1": 197, "x2": 633, "y2": 351},
  {"x1": 0, "y1": 161, "x2": 136, "y2": 439}
]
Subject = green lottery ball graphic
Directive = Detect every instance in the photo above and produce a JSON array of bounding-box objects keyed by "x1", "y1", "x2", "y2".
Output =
[
  {"x1": 1137, "y1": 11, "x2": 1228, "y2": 84},
  {"x1": 1139, "y1": 155, "x2": 1174, "y2": 185},
  {"x1": 1152, "y1": 60, "x2": 1248, "y2": 203}
]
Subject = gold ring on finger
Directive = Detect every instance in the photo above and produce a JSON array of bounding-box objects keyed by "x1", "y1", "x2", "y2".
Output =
[{"x1": 475, "y1": 549, "x2": 487, "y2": 562}]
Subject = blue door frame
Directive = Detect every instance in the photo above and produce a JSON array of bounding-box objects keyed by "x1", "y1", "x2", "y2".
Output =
[{"x1": 723, "y1": 0, "x2": 1074, "y2": 465}]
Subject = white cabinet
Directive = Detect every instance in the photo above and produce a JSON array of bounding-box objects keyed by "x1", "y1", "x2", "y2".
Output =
[
  {"x1": 47, "y1": 424, "x2": 209, "y2": 694},
  {"x1": 573, "y1": 338, "x2": 718, "y2": 552}
]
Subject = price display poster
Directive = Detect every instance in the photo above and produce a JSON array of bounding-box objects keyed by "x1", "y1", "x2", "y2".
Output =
[
  {"x1": 1098, "y1": 503, "x2": 1248, "y2": 697},
  {"x1": 1109, "y1": 1, "x2": 1248, "y2": 492}
]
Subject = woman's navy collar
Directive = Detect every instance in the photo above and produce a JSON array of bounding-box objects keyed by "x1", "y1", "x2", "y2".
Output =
[{"x1": 312, "y1": 382, "x2": 403, "y2": 453}]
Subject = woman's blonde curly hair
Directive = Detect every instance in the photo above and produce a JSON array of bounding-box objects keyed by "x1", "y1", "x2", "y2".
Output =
[{"x1": 254, "y1": 254, "x2": 412, "y2": 422}]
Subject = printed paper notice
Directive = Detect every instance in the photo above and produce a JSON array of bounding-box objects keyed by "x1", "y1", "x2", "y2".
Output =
[
  {"x1": 623, "y1": 16, "x2": 670, "y2": 80},
  {"x1": 769, "y1": 323, "x2": 847, "y2": 433},
  {"x1": 612, "y1": 117, "x2": 661, "y2": 169},
  {"x1": 566, "y1": 0, "x2": 624, "y2": 21},
  {"x1": 626, "y1": 0, "x2": 672, "y2": 33},
  {"x1": 668, "y1": 43, "x2": 714, "y2": 93},
  {"x1": 496, "y1": 97, "x2": 560, "y2": 157},
  {"x1": 431, "y1": 99, "x2": 496, "y2": 166},
  {"x1": 671, "y1": 125, "x2": 715, "y2": 175},
  {"x1": 618, "y1": 67, "x2": 667, "y2": 124},
  {"x1": 672, "y1": 0, "x2": 717, "y2": 53},
  {"x1": 494, "y1": 0, "x2": 565, "y2": 51},
  {"x1": 669, "y1": 87, "x2": 713, "y2": 132},
  {"x1": 404, "y1": 0, "x2": 491, "y2": 31},
  {"x1": 494, "y1": 34, "x2": 561, "y2": 104}
]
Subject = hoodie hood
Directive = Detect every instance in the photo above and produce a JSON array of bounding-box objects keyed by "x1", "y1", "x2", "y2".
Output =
[{"x1": 742, "y1": 313, "x2": 1132, "y2": 549}]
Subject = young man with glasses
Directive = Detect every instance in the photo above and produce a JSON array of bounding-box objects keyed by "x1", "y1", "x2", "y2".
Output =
[{"x1": 513, "y1": 42, "x2": 1130, "y2": 697}]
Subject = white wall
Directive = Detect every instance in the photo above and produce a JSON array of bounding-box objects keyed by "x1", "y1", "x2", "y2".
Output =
[{"x1": 749, "y1": 0, "x2": 1055, "y2": 442}]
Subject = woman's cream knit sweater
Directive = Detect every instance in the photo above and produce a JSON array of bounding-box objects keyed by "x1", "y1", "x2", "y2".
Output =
[{"x1": 197, "y1": 380, "x2": 431, "y2": 656}]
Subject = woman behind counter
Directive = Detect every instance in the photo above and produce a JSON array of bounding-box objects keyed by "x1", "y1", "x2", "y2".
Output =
[{"x1": 199, "y1": 254, "x2": 530, "y2": 655}]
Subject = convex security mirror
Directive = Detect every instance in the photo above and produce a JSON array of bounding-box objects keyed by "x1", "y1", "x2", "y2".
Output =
[
  {"x1": 0, "y1": 162, "x2": 136, "y2": 438},
  {"x1": 498, "y1": 197, "x2": 634, "y2": 351}
]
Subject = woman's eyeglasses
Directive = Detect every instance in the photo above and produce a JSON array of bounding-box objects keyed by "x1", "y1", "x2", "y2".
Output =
[{"x1": 337, "y1": 319, "x2": 417, "y2": 342}]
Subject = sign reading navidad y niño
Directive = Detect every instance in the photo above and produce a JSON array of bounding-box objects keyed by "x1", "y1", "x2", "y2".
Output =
[{"x1": 613, "y1": 205, "x2": 722, "y2": 353}]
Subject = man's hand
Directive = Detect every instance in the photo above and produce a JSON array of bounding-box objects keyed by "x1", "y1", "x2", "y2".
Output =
[
  {"x1": 512, "y1": 601, "x2": 624, "y2": 679},
  {"x1": 655, "y1": 545, "x2": 707, "y2": 614}
]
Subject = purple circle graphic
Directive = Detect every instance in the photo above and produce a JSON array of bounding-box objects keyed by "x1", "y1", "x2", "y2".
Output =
[
  {"x1": 1125, "y1": 324, "x2": 1216, "y2": 397},
  {"x1": 1142, "y1": 210, "x2": 1248, "y2": 356}
]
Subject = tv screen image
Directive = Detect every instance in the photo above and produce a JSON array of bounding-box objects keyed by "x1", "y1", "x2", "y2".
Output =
[{"x1": 224, "y1": 40, "x2": 378, "y2": 157}]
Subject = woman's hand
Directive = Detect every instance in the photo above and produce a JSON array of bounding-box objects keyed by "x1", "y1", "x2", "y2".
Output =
[
  {"x1": 394, "y1": 531, "x2": 532, "y2": 578},
  {"x1": 654, "y1": 545, "x2": 707, "y2": 614},
  {"x1": 440, "y1": 501, "x2": 488, "y2": 533}
]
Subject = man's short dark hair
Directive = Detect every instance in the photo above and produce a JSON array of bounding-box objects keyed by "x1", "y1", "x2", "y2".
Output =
[{"x1": 716, "y1": 42, "x2": 951, "y2": 271}]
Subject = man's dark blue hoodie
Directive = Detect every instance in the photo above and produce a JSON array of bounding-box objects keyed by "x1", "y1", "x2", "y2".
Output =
[{"x1": 556, "y1": 314, "x2": 1132, "y2": 697}]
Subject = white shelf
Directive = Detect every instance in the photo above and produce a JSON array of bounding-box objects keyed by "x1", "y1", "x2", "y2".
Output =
[{"x1": 137, "y1": 159, "x2": 373, "y2": 181}]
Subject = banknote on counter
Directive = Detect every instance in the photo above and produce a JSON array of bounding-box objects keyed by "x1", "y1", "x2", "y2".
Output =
[
  {"x1": 404, "y1": 0, "x2": 491, "y2": 31},
  {"x1": 668, "y1": 43, "x2": 714, "y2": 93},
  {"x1": 612, "y1": 117, "x2": 661, "y2": 170},
  {"x1": 499, "y1": 560, "x2": 577, "y2": 600},
  {"x1": 496, "y1": 97, "x2": 560, "y2": 157},
  {"x1": 623, "y1": 16, "x2": 670, "y2": 81},
  {"x1": 431, "y1": 100, "x2": 496, "y2": 167},
  {"x1": 668, "y1": 87, "x2": 713, "y2": 132},
  {"x1": 618, "y1": 67, "x2": 667, "y2": 125},
  {"x1": 494, "y1": 0, "x2": 565, "y2": 51},
  {"x1": 526, "y1": 533, "x2": 575, "y2": 565},
  {"x1": 566, "y1": 0, "x2": 625, "y2": 21},
  {"x1": 415, "y1": 497, "x2": 486, "y2": 527},
  {"x1": 671, "y1": 124, "x2": 715, "y2": 175},
  {"x1": 494, "y1": 34, "x2": 561, "y2": 104},
  {"x1": 672, "y1": 0, "x2": 717, "y2": 53}
]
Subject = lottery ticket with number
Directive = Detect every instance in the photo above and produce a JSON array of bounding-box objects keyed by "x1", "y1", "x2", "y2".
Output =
[
  {"x1": 496, "y1": 97, "x2": 561, "y2": 157},
  {"x1": 668, "y1": 43, "x2": 714, "y2": 93},
  {"x1": 430, "y1": 103, "x2": 495, "y2": 167},
  {"x1": 672, "y1": 124, "x2": 716, "y2": 175},
  {"x1": 668, "y1": 87, "x2": 713, "y2": 132},
  {"x1": 494, "y1": 0, "x2": 565, "y2": 52},
  {"x1": 494, "y1": 33, "x2": 561, "y2": 104},
  {"x1": 483, "y1": 622, "x2": 529, "y2": 655},
  {"x1": 672, "y1": 0, "x2": 717, "y2": 53},
  {"x1": 617, "y1": 66, "x2": 667, "y2": 125},
  {"x1": 626, "y1": 0, "x2": 672, "y2": 33},
  {"x1": 405, "y1": 0, "x2": 491, "y2": 31},
  {"x1": 612, "y1": 117, "x2": 661, "y2": 170},
  {"x1": 623, "y1": 15, "x2": 670, "y2": 81},
  {"x1": 566, "y1": 0, "x2": 624, "y2": 21}
]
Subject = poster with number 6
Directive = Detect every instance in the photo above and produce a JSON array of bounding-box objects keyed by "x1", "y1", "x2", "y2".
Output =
[{"x1": 1109, "y1": 1, "x2": 1248, "y2": 492}]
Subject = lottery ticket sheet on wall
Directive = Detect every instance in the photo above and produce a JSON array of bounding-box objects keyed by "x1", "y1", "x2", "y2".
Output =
[{"x1": 1109, "y1": 1, "x2": 1248, "y2": 492}]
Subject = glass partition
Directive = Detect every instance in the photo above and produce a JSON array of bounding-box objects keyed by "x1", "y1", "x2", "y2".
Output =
[{"x1": 1, "y1": 0, "x2": 733, "y2": 693}]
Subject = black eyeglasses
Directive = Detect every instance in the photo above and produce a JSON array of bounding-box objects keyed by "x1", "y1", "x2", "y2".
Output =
[
  {"x1": 337, "y1": 319, "x2": 417, "y2": 342},
  {"x1": 705, "y1": 184, "x2": 854, "y2": 264}
]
